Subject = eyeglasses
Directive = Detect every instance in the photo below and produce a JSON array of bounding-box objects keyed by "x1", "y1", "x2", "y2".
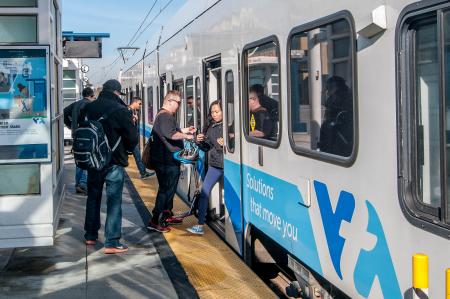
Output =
[{"x1": 170, "y1": 99, "x2": 181, "y2": 105}]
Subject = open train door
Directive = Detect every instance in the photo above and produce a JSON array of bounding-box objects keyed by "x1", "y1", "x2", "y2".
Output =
[{"x1": 222, "y1": 56, "x2": 243, "y2": 254}]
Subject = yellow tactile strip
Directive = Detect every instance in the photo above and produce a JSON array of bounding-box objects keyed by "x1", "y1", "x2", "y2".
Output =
[{"x1": 126, "y1": 158, "x2": 277, "y2": 299}]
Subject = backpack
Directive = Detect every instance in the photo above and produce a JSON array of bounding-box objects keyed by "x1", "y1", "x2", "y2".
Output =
[{"x1": 72, "y1": 109, "x2": 122, "y2": 171}]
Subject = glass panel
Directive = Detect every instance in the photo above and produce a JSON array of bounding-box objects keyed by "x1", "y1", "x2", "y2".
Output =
[
  {"x1": 0, "y1": 0, "x2": 37, "y2": 7},
  {"x1": 172, "y1": 80, "x2": 183, "y2": 125},
  {"x1": 444, "y1": 12, "x2": 450, "y2": 219},
  {"x1": 246, "y1": 41, "x2": 280, "y2": 141},
  {"x1": 63, "y1": 70, "x2": 76, "y2": 79},
  {"x1": 195, "y1": 77, "x2": 201, "y2": 130},
  {"x1": 63, "y1": 91, "x2": 77, "y2": 100},
  {"x1": 289, "y1": 18, "x2": 354, "y2": 157},
  {"x1": 225, "y1": 71, "x2": 235, "y2": 152},
  {"x1": 0, "y1": 15, "x2": 37, "y2": 43},
  {"x1": 333, "y1": 37, "x2": 350, "y2": 59},
  {"x1": 185, "y1": 77, "x2": 194, "y2": 127},
  {"x1": 63, "y1": 79, "x2": 76, "y2": 89},
  {"x1": 147, "y1": 87, "x2": 153, "y2": 124},
  {"x1": 415, "y1": 20, "x2": 441, "y2": 208},
  {"x1": 0, "y1": 164, "x2": 39, "y2": 195}
]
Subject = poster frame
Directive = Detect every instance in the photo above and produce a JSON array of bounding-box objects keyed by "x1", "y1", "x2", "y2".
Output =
[{"x1": 0, "y1": 45, "x2": 51, "y2": 164}]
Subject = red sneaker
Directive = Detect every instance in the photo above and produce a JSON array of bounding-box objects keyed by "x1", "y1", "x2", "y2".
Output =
[
  {"x1": 147, "y1": 221, "x2": 171, "y2": 233},
  {"x1": 165, "y1": 216, "x2": 183, "y2": 225}
]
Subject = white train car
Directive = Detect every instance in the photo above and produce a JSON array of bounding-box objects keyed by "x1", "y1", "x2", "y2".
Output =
[{"x1": 122, "y1": 0, "x2": 450, "y2": 297}]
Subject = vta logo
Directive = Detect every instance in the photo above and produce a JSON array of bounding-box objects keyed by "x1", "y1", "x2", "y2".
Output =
[
  {"x1": 314, "y1": 181, "x2": 402, "y2": 299},
  {"x1": 33, "y1": 117, "x2": 45, "y2": 124}
]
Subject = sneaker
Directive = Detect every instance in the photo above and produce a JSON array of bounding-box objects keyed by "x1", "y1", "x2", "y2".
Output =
[
  {"x1": 186, "y1": 225, "x2": 204, "y2": 235},
  {"x1": 104, "y1": 244, "x2": 128, "y2": 254},
  {"x1": 75, "y1": 185, "x2": 87, "y2": 195},
  {"x1": 140, "y1": 172, "x2": 154, "y2": 180},
  {"x1": 165, "y1": 216, "x2": 183, "y2": 225},
  {"x1": 147, "y1": 221, "x2": 171, "y2": 233},
  {"x1": 85, "y1": 239, "x2": 96, "y2": 245}
]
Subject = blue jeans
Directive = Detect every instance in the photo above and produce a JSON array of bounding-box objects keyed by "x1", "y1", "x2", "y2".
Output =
[
  {"x1": 152, "y1": 163, "x2": 180, "y2": 224},
  {"x1": 197, "y1": 166, "x2": 223, "y2": 225},
  {"x1": 132, "y1": 146, "x2": 147, "y2": 176},
  {"x1": 84, "y1": 165, "x2": 125, "y2": 247},
  {"x1": 75, "y1": 166, "x2": 87, "y2": 189}
]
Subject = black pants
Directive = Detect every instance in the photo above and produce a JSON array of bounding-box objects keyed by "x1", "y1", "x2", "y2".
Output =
[{"x1": 151, "y1": 163, "x2": 180, "y2": 224}]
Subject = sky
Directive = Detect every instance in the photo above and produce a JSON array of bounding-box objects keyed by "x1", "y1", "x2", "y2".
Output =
[{"x1": 62, "y1": 0, "x2": 187, "y2": 86}]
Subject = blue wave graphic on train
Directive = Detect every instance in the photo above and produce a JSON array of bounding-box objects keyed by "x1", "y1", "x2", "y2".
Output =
[{"x1": 237, "y1": 164, "x2": 401, "y2": 298}]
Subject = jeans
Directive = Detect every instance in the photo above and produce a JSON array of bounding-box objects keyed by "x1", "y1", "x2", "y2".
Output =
[
  {"x1": 75, "y1": 166, "x2": 87, "y2": 189},
  {"x1": 84, "y1": 165, "x2": 125, "y2": 247},
  {"x1": 132, "y1": 146, "x2": 147, "y2": 176},
  {"x1": 151, "y1": 163, "x2": 180, "y2": 224},
  {"x1": 197, "y1": 166, "x2": 223, "y2": 225}
]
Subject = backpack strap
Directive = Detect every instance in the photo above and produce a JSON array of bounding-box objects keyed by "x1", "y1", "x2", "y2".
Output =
[{"x1": 96, "y1": 106, "x2": 127, "y2": 152}]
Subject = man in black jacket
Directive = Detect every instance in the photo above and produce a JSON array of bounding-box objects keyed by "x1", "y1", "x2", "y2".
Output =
[
  {"x1": 63, "y1": 87, "x2": 95, "y2": 194},
  {"x1": 81, "y1": 79, "x2": 138, "y2": 254}
]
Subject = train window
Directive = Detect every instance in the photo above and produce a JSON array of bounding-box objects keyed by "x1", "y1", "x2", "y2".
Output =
[
  {"x1": 288, "y1": 15, "x2": 356, "y2": 162},
  {"x1": 225, "y1": 70, "x2": 235, "y2": 152},
  {"x1": 243, "y1": 37, "x2": 281, "y2": 146},
  {"x1": 399, "y1": 6, "x2": 450, "y2": 234},
  {"x1": 185, "y1": 77, "x2": 194, "y2": 127},
  {"x1": 195, "y1": 77, "x2": 201, "y2": 131},
  {"x1": 147, "y1": 86, "x2": 154, "y2": 124},
  {"x1": 172, "y1": 79, "x2": 184, "y2": 125}
]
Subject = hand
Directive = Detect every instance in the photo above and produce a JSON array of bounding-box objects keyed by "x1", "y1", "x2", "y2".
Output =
[
  {"x1": 187, "y1": 126, "x2": 196, "y2": 134},
  {"x1": 196, "y1": 133, "x2": 205, "y2": 142},
  {"x1": 181, "y1": 126, "x2": 195, "y2": 134},
  {"x1": 185, "y1": 134, "x2": 194, "y2": 140},
  {"x1": 217, "y1": 137, "x2": 224, "y2": 146}
]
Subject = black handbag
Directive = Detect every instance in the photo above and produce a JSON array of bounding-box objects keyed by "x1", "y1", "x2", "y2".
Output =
[{"x1": 142, "y1": 135, "x2": 154, "y2": 170}]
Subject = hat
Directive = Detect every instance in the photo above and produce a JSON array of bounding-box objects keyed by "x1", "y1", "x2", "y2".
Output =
[{"x1": 103, "y1": 79, "x2": 126, "y2": 95}]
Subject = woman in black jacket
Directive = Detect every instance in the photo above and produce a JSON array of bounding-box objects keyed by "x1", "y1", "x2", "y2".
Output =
[{"x1": 187, "y1": 100, "x2": 223, "y2": 235}]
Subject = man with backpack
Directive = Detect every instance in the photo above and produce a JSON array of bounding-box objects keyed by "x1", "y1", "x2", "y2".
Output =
[
  {"x1": 78, "y1": 79, "x2": 138, "y2": 254},
  {"x1": 63, "y1": 87, "x2": 96, "y2": 194}
]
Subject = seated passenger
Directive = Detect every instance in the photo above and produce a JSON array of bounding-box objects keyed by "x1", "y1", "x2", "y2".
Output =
[
  {"x1": 318, "y1": 76, "x2": 353, "y2": 156},
  {"x1": 248, "y1": 89, "x2": 274, "y2": 139},
  {"x1": 186, "y1": 100, "x2": 224, "y2": 235}
]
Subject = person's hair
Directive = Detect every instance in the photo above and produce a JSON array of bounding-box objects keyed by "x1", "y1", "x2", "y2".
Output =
[
  {"x1": 163, "y1": 90, "x2": 181, "y2": 104},
  {"x1": 204, "y1": 100, "x2": 222, "y2": 133},
  {"x1": 131, "y1": 96, "x2": 142, "y2": 103},
  {"x1": 209, "y1": 99, "x2": 222, "y2": 115},
  {"x1": 82, "y1": 87, "x2": 94, "y2": 98},
  {"x1": 249, "y1": 84, "x2": 264, "y2": 100}
]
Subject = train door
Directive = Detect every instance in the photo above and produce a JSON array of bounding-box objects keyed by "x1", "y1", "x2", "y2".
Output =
[
  {"x1": 203, "y1": 55, "x2": 225, "y2": 234},
  {"x1": 223, "y1": 67, "x2": 243, "y2": 253}
]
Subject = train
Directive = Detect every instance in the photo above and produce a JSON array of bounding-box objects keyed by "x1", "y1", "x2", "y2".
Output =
[{"x1": 121, "y1": 0, "x2": 450, "y2": 297}]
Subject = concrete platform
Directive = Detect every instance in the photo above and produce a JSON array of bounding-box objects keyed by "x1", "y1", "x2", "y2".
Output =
[{"x1": 0, "y1": 150, "x2": 195, "y2": 299}]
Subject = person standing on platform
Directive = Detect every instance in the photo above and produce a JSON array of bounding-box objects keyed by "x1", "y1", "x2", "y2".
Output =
[
  {"x1": 187, "y1": 100, "x2": 224, "y2": 235},
  {"x1": 128, "y1": 96, "x2": 154, "y2": 179},
  {"x1": 82, "y1": 79, "x2": 138, "y2": 254},
  {"x1": 63, "y1": 87, "x2": 96, "y2": 195},
  {"x1": 147, "y1": 90, "x2": 195, "y2": 233}
]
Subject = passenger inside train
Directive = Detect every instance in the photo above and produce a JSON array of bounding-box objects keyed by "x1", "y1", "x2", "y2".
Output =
[
  {"x1": 318, "y1": 76, "x2": 353, "y2": 156},
  {"x1": 248, "y1": 85, "x2": 276, "y2": 140}
]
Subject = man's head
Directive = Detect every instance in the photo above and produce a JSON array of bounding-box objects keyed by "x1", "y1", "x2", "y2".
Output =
[
  {"x1": 82, "y1": 87, "x2": 95, "y2": 100},
  {"x1": 130, "y1": 96, "x2": 142, "y2": 110},
  {"x1": 248, "y1": 90, "x2": 261, "y2": 112},
  {"x1": 103, "y1": 79, "x2": 126, "y2": 97},
  {"x1": 162, "y1": 90, "x2": 181, "y2": 113},
  {"x1": 187, "y1": 96, "x2": 193, "y2": 108}
]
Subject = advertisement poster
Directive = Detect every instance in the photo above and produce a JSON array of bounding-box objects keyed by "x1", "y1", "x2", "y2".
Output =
[{"x1": 0, "y1": 46, "x2": 50, "y2": 163}]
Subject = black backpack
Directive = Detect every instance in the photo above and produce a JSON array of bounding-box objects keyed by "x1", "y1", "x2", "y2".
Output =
[{"x1": 72, "y1": 109, "x2": 122, "y2": 171}]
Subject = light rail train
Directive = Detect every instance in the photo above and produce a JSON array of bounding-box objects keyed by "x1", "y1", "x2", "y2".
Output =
[{"x1": 121, "y1": 0, "x2": 450, "y2": 297}]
